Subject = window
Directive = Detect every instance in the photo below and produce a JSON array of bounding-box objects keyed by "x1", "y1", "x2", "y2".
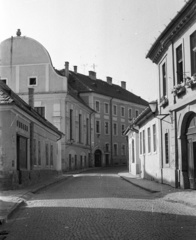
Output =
[
  {"x1": 162, "y1": 63, "x2": 167, "y2": 96},
  {"x1": 140, "y1": 132, "x2": 142, "y2": 154},
  {"x1": 132, "y1": 139, "x2": 135, "y2": 163},
  {"x1": 29, "y1": 77, "x2": 37, "y2": 86},
  {"x1": 165, "y1": 132, "x2": 169, "y2": 164},
  {"x1": 153, "y1": 124, "x2": 157, "y2": 152},
  {"x1": 69, "y1": 154, "x2": 72, "y2": 170},
  {"x1": 79, "y1": 114, "x2": 82, "y2": 143},
  {"x1": 147, "y1": 127, "x2": 151, "y2": 153},
  {"x1": 96, "y1": 120, "x2": 100, "y2": 134},
  {"x1": 80, "y1": 155, "x2": 83, "y2": 168},
  {"x1": 113, "y1": 105, "x2": 117, "y2": 115},
  {"x1": 105, "y1": 121, "x2": 109, "y2": 135},
  {"x1": 104, "y1": 103, "x2": 109, "y2": 114},
  {"x1": 190, "y1": 30, "x2": 196, "y2": 75},
  {"x1": 86, "y1": 118, "x2": 89, "y2": 145},
  {"x1": 176, "y1": 44, "x2": 183, "y2": 84},
  {"x1": 70, "y1": 109, "x2": 73, "y2": 140},
  {"x1": 84, "y1": 156, "x2": 87, "y2": 167},
  {"x1": 33, "y1": 139, "x2": 37, "y2": 165},
  {"x1": 143, "y1": 130, "x2": 145, "y2": 154},
  {"x1": 50, "y1": 145, "x2": 53, "y2": 166},
  {"x1": 38, "y1": 141, "x2": 41, "y2": 165},
  {"x1": 121, "y1": 124, "x2": 125, "y2": 135},
  {"x1": 1, "y1": 79, "x2": 7, "y2": 84},
  {"x1": 45, "y1": 143, "x2": 49, "y2": 166},
  {"x1": 35, "y1": 107, "x2": 45, "y2": 118},
  {"x1": 95, "y1": 101, "x2": 100, "y2": 112},
  {"x1": 128, "y1": 108, "x2": 132, "y2": 119},
  {"x1": 114, "y1": 144, "x2": 118, "y2": 156},
  {"x1": 105, "y1": 143, "x2": 109, "y2": 152},
  {"x1": 135, "y1": 110, "x2": 139, "y2": 117},
  {"x1": 113, "y1": 123, "x2": 117, "y2": 135},
  {"x1": 75, "y1": 155, "x2": 77, "y2": 169},
  {"x1": 121, "y1": 144, "x2": 125, "y2": 156},
  {"x1": 121, "y1": 106, "x2": 125, "y2": 117},
  {"x1": 53, "y1": 103, "x2": 60, "y2": 116}
]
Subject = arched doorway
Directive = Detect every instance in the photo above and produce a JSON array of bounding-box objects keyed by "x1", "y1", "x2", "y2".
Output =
[
  {"x1": 186, "y1": 113, "x2": 196, "y2": 189},
  {"x1": 94, "y1": 149, "x2": 102, "y2": 167}
]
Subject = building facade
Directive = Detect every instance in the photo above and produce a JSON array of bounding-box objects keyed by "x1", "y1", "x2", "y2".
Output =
[
  {"x1": 58, "y1": 68, "x2": 149, "y2": 167},
  {"x1": 0, "y1": 81, "x2": 63, "y2": 189},
  {"x1": 125, "y1": 106, "x2": 161, "y2": 182},
  {"x1": 0, "y1": 31, "x2": 94, "y2": 171},
  {"x1": 146, "y1": 0, "x2": 196, "y2": 189}
]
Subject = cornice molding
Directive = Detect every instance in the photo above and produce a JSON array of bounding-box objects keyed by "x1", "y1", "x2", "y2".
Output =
[{"x1": 146, "y1": 0, "x2": 196, "y2": 64}]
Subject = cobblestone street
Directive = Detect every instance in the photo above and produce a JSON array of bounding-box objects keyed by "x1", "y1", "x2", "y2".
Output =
[{"x1": 1, "y1": 167, "x2": 196, "y2": 240}]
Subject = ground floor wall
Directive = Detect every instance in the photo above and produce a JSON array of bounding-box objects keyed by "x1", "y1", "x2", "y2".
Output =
[
  {"x1": 62, "y1": 144, "x2": 92, "y2": 171},
  {"x1": 0, "y1": 107, "x2": 61, "y2": 190}
]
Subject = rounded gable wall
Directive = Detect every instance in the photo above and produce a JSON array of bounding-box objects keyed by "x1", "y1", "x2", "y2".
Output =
[{"x1": 0, "y1": 36, "x2": 51, "y2": 66}]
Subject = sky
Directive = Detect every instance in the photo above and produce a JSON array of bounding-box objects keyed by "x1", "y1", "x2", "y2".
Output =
[{"x1": 0, "y1": 0, "x2": 186, "y2": 102}]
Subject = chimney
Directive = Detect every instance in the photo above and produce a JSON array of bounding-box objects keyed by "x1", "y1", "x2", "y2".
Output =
[
  {"x1": 65, "y1": 61, "x2": 69, "y2": 78},
  {"x1": 28, "y1": 88, "x2": 34, "y2": 108},
  {"x1": 106, "y1": 76, "x2": 112, "y2": 85},
  {"x1": 121, "y1": 81, "x2": 126, "y2": 89},
  {"x1": 89, "y1": 71, "x2": 96, "y2": 80},
  {"x1": 16, "y1": 29, "x2": 21, "y2": 37},
  {"x1": 73, "y1": 66, "x2": 77, "y2": 74}
]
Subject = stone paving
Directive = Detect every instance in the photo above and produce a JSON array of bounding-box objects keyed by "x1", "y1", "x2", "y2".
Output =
[{"x1": 0, "y1": 167, "x2": 196, "y2": 240}]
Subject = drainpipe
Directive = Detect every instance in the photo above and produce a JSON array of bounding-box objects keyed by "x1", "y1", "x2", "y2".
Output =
[
  {"x1": 110, "y1": 98, "x2": 113, "y2": 166},
  {"x1": 158, "y1": 62, "x2": 164, "y2": 184},
  {"x1": 89, "y1": 111, "x2": 93, "y2": 167},
  {"x1": 172, "y1": 40, "x2": 179, "y2": 188},
  {"x1": 29, "y1": 88, "x2": 34, "y2": 170}
]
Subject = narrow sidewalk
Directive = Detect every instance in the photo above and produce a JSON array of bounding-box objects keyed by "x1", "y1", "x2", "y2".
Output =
[
  {"x1": 118, "y1": 172, "x2": 196, "y2": 209},
  {"x1": 0, "y1": 169, "x2": 87, "y2": 225}
]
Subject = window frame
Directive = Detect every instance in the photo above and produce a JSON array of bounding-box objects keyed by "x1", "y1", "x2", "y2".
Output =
[
  {"x1": 165, "y1": 132, "x2": 169, "y2": 164},
  {"x1": 128, "y1": 108, "x2": 132, "y2": 120},
  {"x1": 95, "y1": 120, "x2": 101, "y2": 134},
  {"x1": 113, "y1": 143, "x2": 118, "y2": 156},
  {"x1": 153, "y1": 124, "x2": 157, "y2": 152},
  {"x1": 176, "y1": 44, "x2": 183, "y2": 84},
  {"x1": 121, "y1": 106, "x2": 125, "y2": 117},
  {"x1": 162, "y1": 62, "x2": 167, "y2": 97},
  {"x1": 132, "y1": 139, "x2": 135, "y2": 163},
  {"x1": 28, "y1": 76, "x2": 37, "y2": 87},
  {"x1": 147, "y1": 127, "x2": 151, "y2": 153},
  {"x1": 104, "y1": 121, "x2": 109, "y2": 135},
  {"x1": 95, "y1": 100, "x2": 100, "y2": 113},
  {"x1": 113, "y1": 105, "x2": 117, "y2": 116},
  {"x1": 35, "y1": 106, "x2": 46, "y2": 118},
  {"x1": 104, "y1": 102, "x2": 109, "y2": 114},
  {"x1": 190, "y1": 30, "x2": 196, "y2": 76},
  {"x1": 113, "y1": 122, "x2": 118, "y2": 136}
]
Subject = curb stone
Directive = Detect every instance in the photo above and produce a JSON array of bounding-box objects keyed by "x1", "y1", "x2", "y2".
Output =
[{"x1": 119, "y1": 176, "x2": 159, "y2": 193}]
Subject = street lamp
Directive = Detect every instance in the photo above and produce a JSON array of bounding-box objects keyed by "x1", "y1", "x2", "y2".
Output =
[{"x1": 149, "y1": 100, "x2": 172, "y2": 123}]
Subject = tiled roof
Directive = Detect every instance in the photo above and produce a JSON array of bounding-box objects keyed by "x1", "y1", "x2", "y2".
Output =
[
  {"x1": 57, "y1": 69, "x2": 148, "y2": 106},
  {"x1": 0, "y1": 80, "x2": 63, "y2": 137},
  {"x1": 68, "y1": 85, "x2": 95, "y2": 112},
  {"x1": 124, "y1": 106, "x2": 153, "y2": 135}
]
